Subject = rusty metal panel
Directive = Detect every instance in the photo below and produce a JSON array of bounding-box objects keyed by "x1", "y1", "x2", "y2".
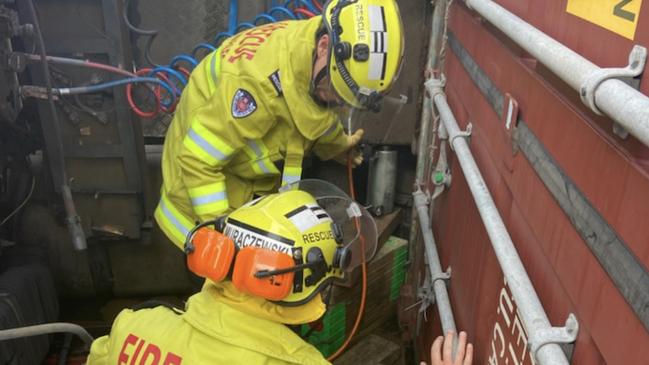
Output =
[
  {"x1": 449, "y1": 2, "x2": 649, "y2": 266},
  {"x1": 419, "y1": 1, "x2": 649, "y2": 363}
]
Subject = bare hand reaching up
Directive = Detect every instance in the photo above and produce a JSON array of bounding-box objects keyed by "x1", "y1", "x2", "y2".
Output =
[{"x1": 421, "y1": 331, "x2": 473, "y2": 365}]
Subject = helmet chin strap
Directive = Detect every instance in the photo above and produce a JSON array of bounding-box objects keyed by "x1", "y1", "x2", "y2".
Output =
[{"x1": 309, "y1": 66, "x2": 333, "y2": 108}]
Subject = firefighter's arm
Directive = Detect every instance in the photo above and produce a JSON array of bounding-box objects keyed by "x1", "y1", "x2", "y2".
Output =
[
  {"x1": 86, "y1": 309, "x2": 136, "y2": 365},
  {"x1": 85, "y1": 310, "x2": 135, "y2": 365},
  {"x1": 177, "y1": 76, "x2": 275, "y2": 222},
  {"x1": 86, "y1": 335, "x2": 109, "y2": 365},
  {"x1": 312, "y1": 123, "x2": 364, "y2": 167}
]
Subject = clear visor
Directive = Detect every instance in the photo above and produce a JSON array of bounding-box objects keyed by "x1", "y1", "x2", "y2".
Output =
[
  {"x1": 280, "y1": 179, "x2": 378, "y2": 271},
  {"x1": 333, "y1": 93, "x2": 408, "y2": 140}
]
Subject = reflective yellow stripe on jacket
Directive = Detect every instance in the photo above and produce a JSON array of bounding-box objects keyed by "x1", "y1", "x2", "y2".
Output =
[
  {"x1": 154, "y1": 194, "x2": 194, "y2": 249},
  {"x1": 242, "y1": 139, "x2": 280, "y2": 176},
  {"x1": 206, "y1": 49, "x2": 221, "y2": 93},
  {"x1": 188, "y1": 181, "x2": 229, "y2": 217},
  {"x1": 282, "y1": 131, "x2": 304, "y2": 186},
  {"x1": 281, "y1": 166, "x2": 302, "y2": 186},
  {"x1": 183, "y1": 121, "x2": 235, "y2": 166}
]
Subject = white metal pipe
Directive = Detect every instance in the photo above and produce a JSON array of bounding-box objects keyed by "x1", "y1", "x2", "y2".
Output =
[
  {"x1": 464, "y1": 0, "x2": 649, "y2": 147},
  {"x1": 426, "y1": 80, "x2": 570, "y2": 365},
  {"x1": 409, "y1": 0, "x2": 448, "y2": 254},
  {"x1": 0, "y1": 323, "x2": 94, "y2": 349},
  {"x1": 413, "y1": 189, "x2": 457, "y2": 336}
]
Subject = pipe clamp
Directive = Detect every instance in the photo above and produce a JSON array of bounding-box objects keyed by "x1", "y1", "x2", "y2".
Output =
[
  {"x1": 425, "y1": 76, "x2": 447, "y2": 99},
  {"x1": 529, "y1": 313, "x2": 579, "y2": 361},
  {"x1": 450, "y1": 123, "x2": 472, "y2": 150},
  {"x1": 580, "y1": 45, "x2": 647, "y2": 116}
]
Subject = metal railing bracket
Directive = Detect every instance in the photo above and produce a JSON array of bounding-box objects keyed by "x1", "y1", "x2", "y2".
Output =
[
  {"x1": 579, "y1": 45, "x2": 647, "y2": 117},
  {"x1": 450, "y1": 123, "x2": 472, "y2": 150},
  {"x1": 529, "y1": 313, "x2": 579, "y2": 360},
  {"x1": 425, "y1": 76, "x2": 447, "y2": 99},
  {"x1": 432, "y1": 266, "x2": 452, "y2": 286}
]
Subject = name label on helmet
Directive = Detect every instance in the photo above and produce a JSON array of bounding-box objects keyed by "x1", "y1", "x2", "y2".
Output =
[{"x1": 224, "y1": 218, "x2": 294, "y2": 255}]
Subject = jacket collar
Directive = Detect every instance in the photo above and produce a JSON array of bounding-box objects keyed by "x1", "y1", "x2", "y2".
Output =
[
  {"x1": 279, "y1": 18, "x2": 339, "y2": 140},
  {"x1": 181, "y1": 282, "x2": 329, "y2": 364}
]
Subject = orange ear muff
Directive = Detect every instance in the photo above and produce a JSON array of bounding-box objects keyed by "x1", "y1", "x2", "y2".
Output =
[
  {"x1": 186, "y1": 227, "x2": 237, "y2": 283},
  {"x1": 232, "y1": 247, "x2": 295, "y2": 301}
]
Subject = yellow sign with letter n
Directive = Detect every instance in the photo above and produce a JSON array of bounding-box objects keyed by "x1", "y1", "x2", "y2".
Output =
[{"x1": 566, "y1": 0, "x2": 643, "y2": 40}]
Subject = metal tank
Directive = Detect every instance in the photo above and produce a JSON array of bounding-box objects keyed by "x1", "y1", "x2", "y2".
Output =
[{"x1": 367, "y1": 146, "x2": 398, "y2": 216}]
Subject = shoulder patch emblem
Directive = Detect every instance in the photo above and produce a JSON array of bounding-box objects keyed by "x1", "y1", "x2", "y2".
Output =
[
  {"x1": 268, "y1": 70, "x2": 283, "y2": 96},
  {"x1": 232, "y1": 89, "x2": 257, "y2": 118}
]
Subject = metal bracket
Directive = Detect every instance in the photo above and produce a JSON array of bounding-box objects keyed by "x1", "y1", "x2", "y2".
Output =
[
  {"x1": 417, "y1": 277, "x2": 435, "y2": 308},
  {"x1": 406, "y1": 267, "x2": 451, "y2": 313},
  {"x1": 425, "y1": 75, "x2": 447, "y2": 100},
  {"x1": 450, "y1": 123, "x2": 473, "y2": 150},
  {"x1": 579, "y1": 45, "x2": 647, "y2": 119},
  {"x1": 431, "y1": 266, "x2": 452, "y2": 286},
  {"x1": 529, "y1": 313, "x2": 579, "y2": 360},
  {"x1": 20, "y1": 85, "x2": 58, "y2": 100}
]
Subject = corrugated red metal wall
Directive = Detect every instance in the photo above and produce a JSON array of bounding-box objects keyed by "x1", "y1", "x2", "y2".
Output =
[{"x1": 421, "y1": 1, "x2": 649, "y2": 364}]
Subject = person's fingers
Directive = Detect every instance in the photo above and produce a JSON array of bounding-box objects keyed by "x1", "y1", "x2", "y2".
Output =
[
  {"x1": 431, "y1": 335, "x2": 444, "y2": 364},
  {"x1": 352, "y1": 152, "x2": 363, "y2": 166},
  {"x1": 420, "y1": 362, "x2": 427, "y2": 365},
  {"x1": 454, "y1": 332, "x2": 467, "y2": 365},
  {"x1": 443, "y1": 331, "x2": 454, "y2": 363},
  {"x1": 463, "y1": 344, "x2": 473, "y2": 365},
  {"x1": 348, "y1": 129, "x2": 365, "y2": 146}
]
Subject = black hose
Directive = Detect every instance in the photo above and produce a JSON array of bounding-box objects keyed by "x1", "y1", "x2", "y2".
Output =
[
  {"x1": 57, "y1": 333, "x2": 73, "y2": 365},
  {"x1": 25, "y1": 0, "x2": 65, "y2": 169},
  {"x1": 25, "y1": 0, "x2": 87, "y2": 251},
  {"x1": 122, "y1": 0, "x2": 160, "y2": 67}
]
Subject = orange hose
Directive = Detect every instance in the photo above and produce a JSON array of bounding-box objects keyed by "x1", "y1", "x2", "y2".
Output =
[{"x1": 326, "y1": 153, "x2": 368, "y2": 362}]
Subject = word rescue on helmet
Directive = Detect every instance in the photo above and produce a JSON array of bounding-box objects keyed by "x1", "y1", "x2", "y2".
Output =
[{"x1": 223, "y1": 218, "x2": 295, "y2": 255}]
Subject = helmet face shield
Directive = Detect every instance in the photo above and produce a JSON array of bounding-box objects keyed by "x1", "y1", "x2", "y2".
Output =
[
  {"x1": 333, "y1": 93, "x2": 408, "y2": 136},
  {"x1": 216, "y1": 179, "x2": 378, "y2": 307},
  {"x1": 309, "y1": 73, "x2": 346, "y2": 109},
  {"x1": 280, "y1": 179, "x2": 378, "y2": 272}
]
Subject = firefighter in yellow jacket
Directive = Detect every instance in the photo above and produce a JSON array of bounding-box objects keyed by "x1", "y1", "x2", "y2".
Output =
[
  {"x1": 88, "y1": 180, "x2": 379, "y2": 364},
  {"x1": 154, "y1": 0, "x2": 405, "y2": 249}
]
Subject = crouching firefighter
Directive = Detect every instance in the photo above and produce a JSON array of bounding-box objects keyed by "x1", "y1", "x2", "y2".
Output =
[
  {"x1": 155, "y1": 0, "x2": 405, "y2": 251},
  {"x1": 87, "y1": 180, "x2": 378, "y2": 365}
]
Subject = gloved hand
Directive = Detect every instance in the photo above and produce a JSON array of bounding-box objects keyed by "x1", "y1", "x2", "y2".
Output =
[{"x1": 333, "y1": 129, "x2": 364, "y2": 167}]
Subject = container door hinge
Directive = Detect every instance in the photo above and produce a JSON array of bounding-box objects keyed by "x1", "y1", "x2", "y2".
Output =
[{"x1": 529, "y1": 313, "x2": 579, "y2": 361}]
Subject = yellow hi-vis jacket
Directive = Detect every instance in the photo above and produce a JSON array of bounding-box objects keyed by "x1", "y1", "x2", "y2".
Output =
[
  {"x1": 87, "y1": 282, "x2": 331, "y2": 365},
  {"x1": 155, "y1": 17, "x2": 349, "y2": 249}
]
